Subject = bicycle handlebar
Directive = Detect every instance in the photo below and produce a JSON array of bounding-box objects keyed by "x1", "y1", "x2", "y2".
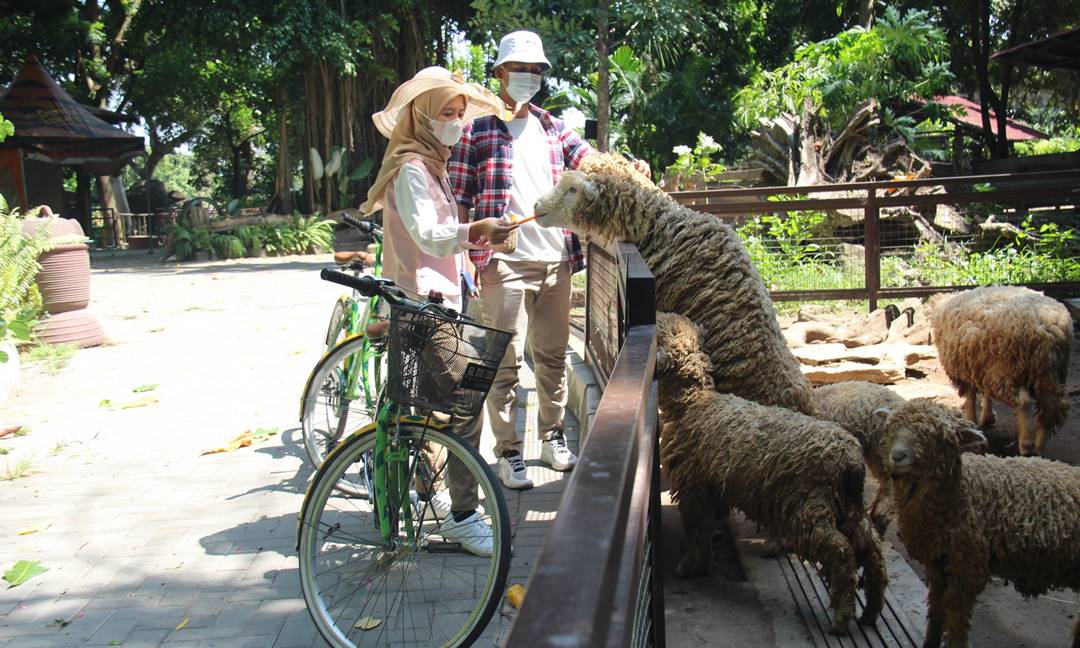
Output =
[
  {"x1": 319, "y1": 268, "x2": 462, "y2": 319},
  {"x1": 343, "y1": 213, "x2": 378, "y2": 234}
]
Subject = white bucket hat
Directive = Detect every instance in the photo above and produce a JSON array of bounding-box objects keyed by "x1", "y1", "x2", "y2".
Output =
[
  {"x1": 371, "y1": 66, "x2": 512, "y2": 139},
  {"x1": 493, "y1": 31, "x2": 551, "y2": 70}
]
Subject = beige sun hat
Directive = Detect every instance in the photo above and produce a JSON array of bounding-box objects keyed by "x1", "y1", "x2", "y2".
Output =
[
  {"x1": 493, "y1": 31, "x2": 551, "y2": 70},
  {"x1": 372, "y1": 66, "x2": 512, "y2": 139}
]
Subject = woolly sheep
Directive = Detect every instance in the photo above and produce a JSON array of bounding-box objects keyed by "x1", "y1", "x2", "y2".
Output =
[
  {"x1": 931, "y1": 286, "x2": 1072, "y2": 456},
  {"x1": 812, "y1": 381, "x2": 908, "y2": 533},
  {"x1": 536, "y1": 168, "x2": 814, "y2": 414},
  {"x1": 656, "y1": 312, "x2": 886, "y2": 634},
  {"x1": 879, "y1": 399, "x2": 1080, "y2": 647}
]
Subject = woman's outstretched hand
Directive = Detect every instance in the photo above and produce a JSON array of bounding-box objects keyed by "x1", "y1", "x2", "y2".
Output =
[{"x1": 469, "y1": 217, "x2": 513, "y2": 246}]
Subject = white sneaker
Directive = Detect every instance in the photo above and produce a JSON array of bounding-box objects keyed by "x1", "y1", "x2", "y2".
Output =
[
  {"x1": 497, "y1": 452, "x2": 533, "y2": 490},
  {"x1": 541, "y1": 433, "x2": 577, "y2": 471},
  {"x1": 439, "y1": 512, "x2": 493, "y2": 557},
  {"x1": 428, "y1": 489, "x2": 483, "y2": 519}
]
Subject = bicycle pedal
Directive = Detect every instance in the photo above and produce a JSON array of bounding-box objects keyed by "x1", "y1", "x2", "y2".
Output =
[{"x1": 423, "y1": 540, "x2": 463, "y2": 553}]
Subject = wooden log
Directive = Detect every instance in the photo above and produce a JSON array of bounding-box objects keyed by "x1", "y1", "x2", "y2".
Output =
[{"x1": 206, "y1": 214, "x2": 292, "y2": 232}]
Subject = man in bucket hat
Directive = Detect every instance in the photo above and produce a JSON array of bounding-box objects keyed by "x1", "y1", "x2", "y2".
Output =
[{"x1": 449, "y1": 31, "x2": 649, "y2": 490}]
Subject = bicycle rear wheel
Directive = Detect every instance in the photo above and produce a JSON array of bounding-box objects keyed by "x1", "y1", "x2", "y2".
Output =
[
  {"x1": 297, "y1": 421, "x2": 511, "y2": 648},
  {"x1": 301, "y1": 334, "x2": 386, "y2": 482}
]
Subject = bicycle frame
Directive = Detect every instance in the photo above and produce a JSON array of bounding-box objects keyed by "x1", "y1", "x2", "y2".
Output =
[{"x1": 295, "y1": 410, "x2": 449, "y2": 551}]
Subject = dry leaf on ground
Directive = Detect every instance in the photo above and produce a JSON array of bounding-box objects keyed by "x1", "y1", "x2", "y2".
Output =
[
  {"x1": 16, "y1": 523, "x2": 50, "y2": 536},
  {"x1": 174, "y1": 617, "x2": 189, "y2": 631},
  {"x1": 200, "y1": 428, "x2": 278, "y2": 455},
  {"x1": 354, "y1": 616, "x2": 382, "y2": 630}
]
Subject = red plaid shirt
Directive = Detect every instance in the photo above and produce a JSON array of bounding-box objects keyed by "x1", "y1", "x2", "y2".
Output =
[{"x1": 448, "y1": 104, "x2": 594, "y2": 273}]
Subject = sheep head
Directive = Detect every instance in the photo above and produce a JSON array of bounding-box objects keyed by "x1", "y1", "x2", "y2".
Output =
[
  {"x1": 655, "y1": 312, "x2": 715, "y2": 408},
  {"x1": 533, "y1": 170, "x2": 600, "y2": 234},
  {"x1": 876, "y1": 399, "x2": 986, "y2": 479}
]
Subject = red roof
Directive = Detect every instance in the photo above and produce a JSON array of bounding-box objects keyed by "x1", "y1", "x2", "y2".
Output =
[{"x1": 920, "y1": 95, "x2": 1049, "y2": 141}]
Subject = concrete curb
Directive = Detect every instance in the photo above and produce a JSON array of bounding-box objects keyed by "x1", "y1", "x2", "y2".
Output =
[{"x1": 565, "y1": 330, "x2": 602, "y2": 445}]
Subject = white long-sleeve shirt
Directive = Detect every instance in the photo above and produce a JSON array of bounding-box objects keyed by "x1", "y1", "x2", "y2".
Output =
[{"x1": 383, "y1": 160, "x2": 478, "y2": 311}]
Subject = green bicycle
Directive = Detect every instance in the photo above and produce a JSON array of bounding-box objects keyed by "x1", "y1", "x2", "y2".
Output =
[
  {"x1": 301, "y1": 215, "x2": 387, "y2": 479},
  {"x1": 297, "y1": 270, "x2": 513, "y2": 648}
]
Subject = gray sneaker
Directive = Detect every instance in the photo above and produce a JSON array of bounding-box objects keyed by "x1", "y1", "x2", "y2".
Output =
[
  {"x1": 497, "y1": 452, "x2": 533, "y2": 489},
  {"x1": 541, "y1": 432, "x2": 577, "y2": 471}
]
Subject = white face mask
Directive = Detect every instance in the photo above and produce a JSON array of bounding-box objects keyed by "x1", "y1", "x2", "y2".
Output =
[
  {"x1": 431, "y1": 118, "x2": 464, "y2": 146},
  {"x1": 505, "y1": 72, "x2": 542, "y2": 104}
]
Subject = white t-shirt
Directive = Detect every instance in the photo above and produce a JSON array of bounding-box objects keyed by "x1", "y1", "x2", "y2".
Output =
[{"x1": 496, "y1": 113, "x2": 569, "y2": 263}]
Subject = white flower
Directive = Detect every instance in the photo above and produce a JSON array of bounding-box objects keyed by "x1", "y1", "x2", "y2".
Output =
[
  {"x1": 697, "y1": 133, "x2": 718, "y2": 149},
  {"x1": 672, "y1": 145, "x2": 692, "y2": 156}
]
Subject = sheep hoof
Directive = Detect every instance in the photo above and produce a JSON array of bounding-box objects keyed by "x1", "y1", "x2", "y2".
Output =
[
  {"x1": 871, "y1": 514, "x2": 890, "y2": 538},
  {"x1": 827, "y1": 610, "x2": 852, "y2": 635},
  {"x1": 674, "y1": 557, "x2": 708, "y2": 578},
  {"x1": 857, "y1": 609, "x2": 880, "y2": 627}
]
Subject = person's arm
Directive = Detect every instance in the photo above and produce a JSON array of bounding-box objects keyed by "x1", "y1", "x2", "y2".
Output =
[
  {"x1": 448, "y1": 123, "x2": 478, "y2": 214},
  {"x1": 553, "y1": 115, "x2": 596, "y2": 171},
  {"x1": 396, "y1": 164, "x2": 512, "y2": 255},
  {"x1": 396, "y1": 164, "x2": 475, "y2": 257}
]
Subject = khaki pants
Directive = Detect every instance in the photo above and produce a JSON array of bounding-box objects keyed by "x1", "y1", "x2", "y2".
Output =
[{"x1": 471, "y1": 258, "x2": 571, "y2": 456}]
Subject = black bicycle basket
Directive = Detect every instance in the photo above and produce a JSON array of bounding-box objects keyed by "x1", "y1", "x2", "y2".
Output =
[{"x1": 386, "y1": 304, "x2": 512, "y2": 416}]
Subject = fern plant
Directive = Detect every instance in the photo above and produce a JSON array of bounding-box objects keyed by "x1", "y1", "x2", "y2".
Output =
[
  {"x1": 0, "y1": 195, "x2": 54, "y2": 360},
  {"x1": 0, "y1": 196, "x2": 54, "y2": 316}
]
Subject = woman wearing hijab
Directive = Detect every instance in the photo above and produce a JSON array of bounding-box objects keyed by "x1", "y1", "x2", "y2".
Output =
[
  {"x1": 360, "y1": 67, "x2": 512, "y2": 557},
  {"x1": 362, "y1": 66, "x2": 513, "y2": 313}
]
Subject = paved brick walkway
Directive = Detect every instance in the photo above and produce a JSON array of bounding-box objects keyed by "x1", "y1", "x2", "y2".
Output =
[{"x1": 0, "y1": 252, "x2": 575, "y2": 647}]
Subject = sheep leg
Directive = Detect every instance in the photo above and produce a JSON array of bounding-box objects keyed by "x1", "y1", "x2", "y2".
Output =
[
  {"x1": 674, "y1": 492, "x2": 715, "y2": 578},
  {"x1": 940, "y1": 575, "x2": 981, "y2": 648},
  {"x1": 923, "y1": 562, "x2": 947, "y2": 648},
  {"x1": 852, "y1": 517, "x2": 887, "y2": 626},
  {"x1": 869, "y1": 482, "x2": 895, "y2": 536},
  {"x1": 1070, "y1": 610, "x2": 1080, "y2": 648},
  {"x1": 1014, "y1": 389, "x2": 1036, "y2": 456},
  {"x1": 977, "y1": 393, "x2": 995, "y2": 427},
  {"x1": 960, "y1": 385, "x2": 976, "y2": 424},
  {"x1": 802, "y1": 514, "x2": 857, "y2": 635}
]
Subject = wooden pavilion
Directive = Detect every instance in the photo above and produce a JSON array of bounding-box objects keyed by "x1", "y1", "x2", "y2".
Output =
[{"x1": 0, "y1": 55, "x2": 144, "y2": 236}]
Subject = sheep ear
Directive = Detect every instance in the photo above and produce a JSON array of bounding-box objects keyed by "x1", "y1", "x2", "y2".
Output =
[
  {"x1": 871, "y1": 408, "x2": 892, "y2": 427},
  {"x1": 955, "y1": 426, "x2": 988, "y2": 453},
  {"x1": 581, "y1": 179, "x2": 599, "y2": 202}
]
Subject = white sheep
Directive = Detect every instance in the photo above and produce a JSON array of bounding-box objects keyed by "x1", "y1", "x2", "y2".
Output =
[
  {"x1": 879, "y1": 398, "x2": 1080, "y2": 647},
  {"x1": 535, "y1": 166, "x2": 814, "y2": 415},
  {"x1": 812, "y1": 381, "x2": 908, "y2": 533},
  {"x1": 931, "y1": 286, "x2": 1072, "y2": 455},
  {"x1": 657, "y1": 312, "x2": 886, "y2": 635}
]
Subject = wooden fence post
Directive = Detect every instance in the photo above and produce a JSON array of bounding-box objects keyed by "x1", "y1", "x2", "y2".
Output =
[{"x1": 864, "y1": 187, "x2": 880, "y2": 312}]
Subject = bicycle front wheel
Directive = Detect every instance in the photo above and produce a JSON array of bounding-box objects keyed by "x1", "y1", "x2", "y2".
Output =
[
  {"x1": 301, "y1": 334, "x2": 386, "y2": 478},
  {"x1": 298, "y1": 422, "x2": 511, "y2": 648}
]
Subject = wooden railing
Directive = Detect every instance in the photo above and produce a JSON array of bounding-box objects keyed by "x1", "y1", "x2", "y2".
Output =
[
  {"x1": 505, "y1": 242, "x2": 664, "y2": 648},
  {"x1": 669, "y1": 169, "x2": 1080, "y2": 310}
]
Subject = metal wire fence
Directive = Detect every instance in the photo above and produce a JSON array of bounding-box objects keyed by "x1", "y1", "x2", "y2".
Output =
[{"x1": 670, "y1": 169, "x2": 1080, "y2": 310}]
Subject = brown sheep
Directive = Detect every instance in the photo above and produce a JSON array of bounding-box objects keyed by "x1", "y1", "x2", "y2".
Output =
[
  {"x1": 656, "y1": 312, "x2": 886, "y2": 635},
  {"x1": 536, "y1": 169, "x2": 814, "y2": 415},
  {"x1": 931, "y1": 286, "x2": 1072, "y2": 455},
  {"x1": 879, "y1": 399, "x2": 1080, "y2": 647},
  {"x1": 812, "y1": 381, "x2": 908, "y2": 533}
]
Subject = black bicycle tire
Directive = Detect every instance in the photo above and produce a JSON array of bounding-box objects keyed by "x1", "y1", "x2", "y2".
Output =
[{"x1": 297, "y1": 422, "x2": 511, "y2": 648}]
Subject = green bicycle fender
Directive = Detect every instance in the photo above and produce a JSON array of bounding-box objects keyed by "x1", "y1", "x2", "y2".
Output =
[
  {"x1": 294, "y1": 414, "x2": 449, "y2": 550},
  {"x1": 298, "y1": 333, "x2": 368, "y2": 420}
]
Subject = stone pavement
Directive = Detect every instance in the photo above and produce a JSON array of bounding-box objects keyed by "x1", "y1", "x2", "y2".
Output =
[{"x1": 0, "y1": 251, "x2": 577, "y2": 647}]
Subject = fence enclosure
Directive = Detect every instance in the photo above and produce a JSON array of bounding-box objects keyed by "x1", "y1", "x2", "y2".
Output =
[
  {"x1": 670, "y1": 169, "x2": 1080, "y2": 310},
  {"x1": 505, "y1": 241, "x2": 664, "y2": 648}
]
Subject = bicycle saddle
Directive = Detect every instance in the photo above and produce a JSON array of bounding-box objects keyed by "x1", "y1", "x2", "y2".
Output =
[{"x1": 333, "y1": 250, "x2": 376, "y2": 267}]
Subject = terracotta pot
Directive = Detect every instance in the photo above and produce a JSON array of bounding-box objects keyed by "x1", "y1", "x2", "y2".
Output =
[
  {"x1": 32, "y1": 310, "x2": 105, "y2": 348},
  {"x1": 36, "y1": 243, "x2": 91, "y2": 314}
]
